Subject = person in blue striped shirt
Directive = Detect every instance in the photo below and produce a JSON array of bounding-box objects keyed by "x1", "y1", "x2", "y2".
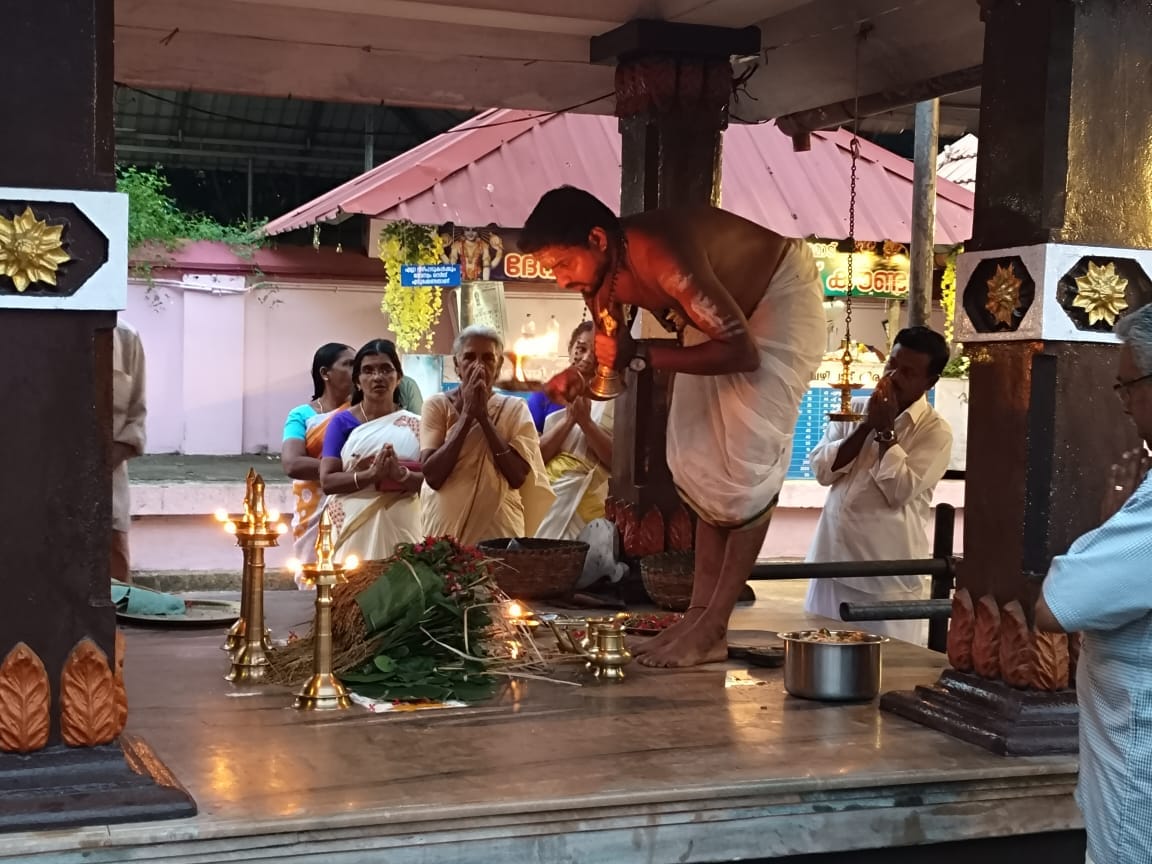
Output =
[{"x1": 1036, "y1": 301, "x2": 1152, "y2": 864}]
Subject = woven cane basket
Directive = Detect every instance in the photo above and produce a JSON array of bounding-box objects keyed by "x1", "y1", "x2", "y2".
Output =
[
  {"x1": 476, "y1": 538, "x2": 588, "y2": 601},
  {"x1": 640, "y1": 551, "x2": 695, "y2": 612}
]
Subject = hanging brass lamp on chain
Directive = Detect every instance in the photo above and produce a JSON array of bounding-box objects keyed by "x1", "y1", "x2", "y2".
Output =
[{"x1": 827, "y1": 28, "x2": 868, "y2": 424}]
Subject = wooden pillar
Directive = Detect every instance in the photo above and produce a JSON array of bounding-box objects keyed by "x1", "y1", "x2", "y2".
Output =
[
  {"x1": 909, "y1": 99, "x2": 939, "y2": 328},
  {"x1": 882, "y1": 0, "x2": 1152, "y2": 755},
  {"x1": 0, "y1": 0, "x2": 194, "y2": 827},
  {"x1": 590, "y1": 20, "x2": 759, "y2": 556}
]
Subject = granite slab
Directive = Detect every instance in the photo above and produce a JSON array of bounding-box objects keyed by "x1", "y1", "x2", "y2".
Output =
[{"x1": 0, "y1": 594, "x2": 1081, "y2": 864}]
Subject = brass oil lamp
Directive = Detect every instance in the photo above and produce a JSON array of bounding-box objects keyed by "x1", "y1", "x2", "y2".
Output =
[
  {"x1": 216, "y1": 469, "x2": 288, "y2": 683},
  {"x1": 292, "y1": 509, "x2": 356, "y2": 711}
]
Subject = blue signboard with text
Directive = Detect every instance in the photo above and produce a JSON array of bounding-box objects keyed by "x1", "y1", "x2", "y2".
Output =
[{"x1": 400, "y1": 264, "x2": 461, "y2": 287}]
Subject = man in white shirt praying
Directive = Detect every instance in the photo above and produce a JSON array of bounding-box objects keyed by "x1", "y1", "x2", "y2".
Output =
[{"x1": 803, "y1": 326, "x2": 953, "y2": 645}]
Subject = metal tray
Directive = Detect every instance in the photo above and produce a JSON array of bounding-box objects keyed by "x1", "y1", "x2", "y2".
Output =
[{"x1": 116, "y1": 598, "x2": 241, "y2": 628}]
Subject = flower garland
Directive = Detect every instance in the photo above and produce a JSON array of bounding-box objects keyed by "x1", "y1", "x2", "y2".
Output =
[
  {"x1": 940, "y1": 246, "x2": 969, "y2": 378},
  {"x1": 378, "y1": 221, "x2": 446, "y2": 352}
]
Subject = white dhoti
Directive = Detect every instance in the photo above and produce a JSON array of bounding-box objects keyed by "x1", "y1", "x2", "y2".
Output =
[{"x1": 667, "y1": 239, "x2": 826, "y2": 527}]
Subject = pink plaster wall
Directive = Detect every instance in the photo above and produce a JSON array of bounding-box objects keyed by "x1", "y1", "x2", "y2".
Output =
[{"x1": 127, "y1": 276, "x2": 457, "y2": 454}]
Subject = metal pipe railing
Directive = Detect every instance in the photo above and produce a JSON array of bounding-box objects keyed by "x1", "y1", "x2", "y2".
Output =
[
  {"x1": 839, "y1": 599, "x2": 952, "y2": 622},
  {"x1": 745, "y1": 505, "x2": 958, "y2": 653}
]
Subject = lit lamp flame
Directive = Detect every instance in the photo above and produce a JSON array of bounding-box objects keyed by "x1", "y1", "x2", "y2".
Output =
[
  {"x1": 214, "y1": 508, "x2": 229, "y2": 523},
  {"x1": 510, "y1": 330, "x2": 559, "y2": 381},
  {"x1": 508, "y1": 640, "x2": 521, "y2": 660},
  {"x1": 285, "y1": 557, "x2": 302, "y2": 575},
  {"x1": 506, "y1": 600, "x2": 526, "y2": 619},
  {"x1": 224, "y1": 521, "x2": 237, "y2": 535},
  {"x1": 275, "y1": 522, "x2": 288, "y2": 535},
  {"x1": 267, "y1": 509, "x2": 280, "y2": 522},
  {"x1": 343, "y1": 554, "x2": 360, "y2": 571}
]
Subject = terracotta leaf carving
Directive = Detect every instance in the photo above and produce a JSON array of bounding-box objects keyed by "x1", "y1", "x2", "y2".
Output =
[
  {"x1": 619, "y1": 504, "x2": 641, "y2": 557},
  {"x1": 998, "y1": 600, "x2": 1032, "y2": 688},
  {"x1": 604, "y1": 497, "x2": 618, "y2": 523},
  {"x1": 972, "y1": 595, "x2": 1002, "y2": 680},
  {"x1": 112, "y1": 629, "x2": 129, "y2": 737},
  {"x1": 946, "y1": 589, "x2": 975, "y2": 672},
  {"x1": 638, "y1": 507, "x2": 665, "y2": 557},
  {"x1": 1029, "y1": 629, "x2": 1070, "y2": 691},
  {"x1": 0, "y1": 642, "x2": 50, "y2": 753},
  {"x1": 667, "y1": 505, "x2": 694, "y2": 552},
  {"x1": 60, "y1": 638, "x2": 118, "y2": 748}
]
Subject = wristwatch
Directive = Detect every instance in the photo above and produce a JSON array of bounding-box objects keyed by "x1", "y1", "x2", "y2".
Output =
[
  {"x1": 874, "y1": 429, "x2": 897, "y2": 444},
  {"x1": 627, "y1": 344, "x2": 650, "y2": 373}
]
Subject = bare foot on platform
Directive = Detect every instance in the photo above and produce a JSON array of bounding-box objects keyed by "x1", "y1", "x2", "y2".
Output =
[
  {"x1": 632, "y1": 606, "x2": 705, "y2": 656},
  {"x1": 637, "y1": 625, "x2": 728, "y2": 668}
]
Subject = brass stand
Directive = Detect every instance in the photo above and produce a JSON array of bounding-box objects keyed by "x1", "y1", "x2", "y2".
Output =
[
  {"x1": 221, "y1": 545, "x2": 252, "y2": 654},
  {"x1": 294, "y1": 510, "x2": 354, "y2": 711},
  {"x1": 217, "y1": 469, "x2": 287, "y2": 684}
]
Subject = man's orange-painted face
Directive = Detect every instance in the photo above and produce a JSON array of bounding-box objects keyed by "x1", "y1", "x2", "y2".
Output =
[{"x1": 535, "y1": 229, "x2": 612, "y2": 298}]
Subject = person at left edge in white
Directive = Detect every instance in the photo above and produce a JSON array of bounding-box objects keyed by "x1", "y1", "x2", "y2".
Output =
[
  {"x1": 112, "y1": 319, "x2": 147, "y2": 585},
  {"x1": 803, "y1": 326, "x2": 953, "y2": 645}
]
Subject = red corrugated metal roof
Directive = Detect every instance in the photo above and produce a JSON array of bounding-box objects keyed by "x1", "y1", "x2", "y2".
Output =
[{"x1": 264, "y1": 108, "x2": 973, "y2": 245}]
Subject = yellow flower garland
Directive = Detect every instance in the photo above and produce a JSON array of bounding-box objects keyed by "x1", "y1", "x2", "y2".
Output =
[
  {"x1": 940, "y1": 247, "x2": 969, "y2": 377},
  {"x1": 378, "y1": 222, "x2": 447, "y2": 352}
]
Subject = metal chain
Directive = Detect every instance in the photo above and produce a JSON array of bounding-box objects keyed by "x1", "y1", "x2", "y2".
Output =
[
  {"x1": 842, "y1": 25, "x2": 864, "y2": 365},
  {"x1": 843, "y1": 138, "x2": 859, "y2": 358}
]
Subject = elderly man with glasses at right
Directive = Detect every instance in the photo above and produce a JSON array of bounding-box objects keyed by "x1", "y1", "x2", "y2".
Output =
[{"x1": 1035, "y1": 301, "x2": 1152, "y2": 864}]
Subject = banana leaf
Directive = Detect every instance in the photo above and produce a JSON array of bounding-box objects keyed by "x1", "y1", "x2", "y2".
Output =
[{"x1": 354, "y1": 559, "x2": 445, "y2": 643}]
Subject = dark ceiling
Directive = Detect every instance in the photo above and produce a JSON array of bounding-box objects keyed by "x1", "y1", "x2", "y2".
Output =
[{"x1": 114, "y1": 86, "x2": 471, "y2": 225}]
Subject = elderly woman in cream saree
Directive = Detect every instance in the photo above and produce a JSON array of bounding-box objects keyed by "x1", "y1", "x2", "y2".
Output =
[
  {"x1": 421, "y1": 326, "x2": 554, "y2": 545},
  {"x1": 320, "y1": 340, "x2": 425, "y2": 562}
]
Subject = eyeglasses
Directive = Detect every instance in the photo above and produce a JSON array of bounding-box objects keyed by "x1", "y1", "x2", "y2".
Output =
[{"x1": 1113, "y1": 372, "x2": 1152, "y2": 396}]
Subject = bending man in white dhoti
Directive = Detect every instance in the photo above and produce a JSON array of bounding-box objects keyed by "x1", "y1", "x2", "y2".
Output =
[
  {"x1": 803, "y1": 327, "x2": 954, "y2": 645},
  {"x1": 521, "y1": 187, "x2": 825, "y2": 667},
  {"x1": 536, "y1": 322, "x2": 614, "y2": 540}
]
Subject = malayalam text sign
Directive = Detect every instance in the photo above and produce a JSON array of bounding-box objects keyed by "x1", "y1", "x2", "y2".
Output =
[
  {"x1": 809, "y1": 240, "x2": 910, "y2": 299},
  {"x1": 400, "y1": 264, "x2": 461, "y2": 287}
]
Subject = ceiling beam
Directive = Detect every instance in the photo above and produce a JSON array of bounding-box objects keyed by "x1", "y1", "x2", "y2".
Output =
[
  {"x1": 115, "y1": 0, "x2": 591, "y2": 63},
  {"x1": 115, "y1": 25, "x2": 615, "y2": 111},
  {"x1": 775, "y1": 66, "x2": 983, "y2": 138}
]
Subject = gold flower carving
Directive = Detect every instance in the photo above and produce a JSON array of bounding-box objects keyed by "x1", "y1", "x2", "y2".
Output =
[
  {"x1": 985, "y1": 262, "x2": 1022, "y2": 326},
  {"x1": 0, "y1": 206, "x2": 71, "y2": 293},
  {"x1": 1073, "y1": 261, "x2": 1129, "y2": 327}
]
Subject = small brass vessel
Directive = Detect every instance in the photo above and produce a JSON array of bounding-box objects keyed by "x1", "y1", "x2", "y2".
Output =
[{"x1": 588, "y1": 620, "x2": 631, "y2": 681}]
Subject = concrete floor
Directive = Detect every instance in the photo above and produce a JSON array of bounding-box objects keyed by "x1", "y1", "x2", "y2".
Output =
[{"x1": 131, "y1": 454, "x2": 289, "y2": 484}]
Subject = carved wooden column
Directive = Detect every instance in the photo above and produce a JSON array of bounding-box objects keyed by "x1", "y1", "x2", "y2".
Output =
[
  {"x1": 882, "y1": 0, "x2": 1152, "y2": 755},
  {"x1": 590, "y1": 21, "x2": 759, "y2": 561},
  {"x1": 0, "y1": 0, "x2": 194, "y2": 828}
]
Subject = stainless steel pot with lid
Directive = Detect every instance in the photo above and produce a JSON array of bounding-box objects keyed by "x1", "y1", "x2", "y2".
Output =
[{"x1": 778, "y1": 629, "x2": 887, "y2": 701}]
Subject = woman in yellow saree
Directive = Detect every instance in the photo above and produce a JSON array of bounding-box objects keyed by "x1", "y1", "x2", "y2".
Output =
[
  {"x1": 535, "y1": 322, "x2": 614, "y2": 540},
  {"x1": 320, "y1": 340, "x2": 425, "y2": 562},
  {"x1": 281, "y1": 342, "x2": 353, "y2": 579}
]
